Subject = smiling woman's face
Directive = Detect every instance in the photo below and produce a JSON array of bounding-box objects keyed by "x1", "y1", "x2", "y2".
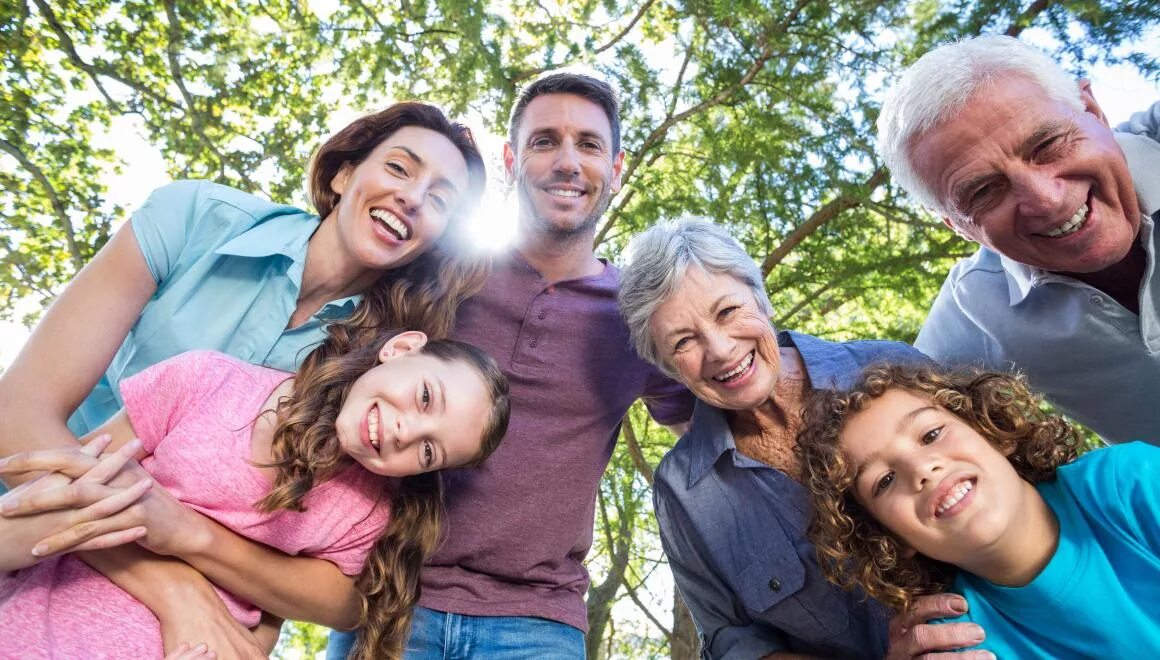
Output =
[{"x1": 647, "y1": 267, "x2": 780, "y2": 411}]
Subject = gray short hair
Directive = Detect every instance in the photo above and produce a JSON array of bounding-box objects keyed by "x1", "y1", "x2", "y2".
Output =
[
  {"x1": 877, "y1": 35, "x2": 1084, "y2": 216},
  {"x1": 618, "y1": 218, "x2": 773, "y2": 373}
]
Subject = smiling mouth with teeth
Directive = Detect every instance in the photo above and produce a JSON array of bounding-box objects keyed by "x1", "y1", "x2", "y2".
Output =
[
  {"x1": 1040, "y1": 201, "x2": 1088, "y2": 238},
  {"x1": 545, "y1": 187, "x2": 584, "y2": 198},
  {"x1": 713, "y1": 351, "x2": 754, "y2": 382},
  {"x1": 367, "y1": 406, "x2": 381, "y2": 450},
  {"x1": 935, "y1": 479, "x2": 974, "y2": 516},
  {"x1": 370, "y1": 208, "x2": 410, "y2": 241}
]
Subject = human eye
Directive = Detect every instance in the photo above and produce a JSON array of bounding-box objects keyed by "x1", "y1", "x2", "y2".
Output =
[
  {"x1": 921, "y1": 426, "x2": 943, "y2": 445},
  {"x1": 530, "y1": 136, "x2": 554, "y2": 149},
  {"x1": 672, "y1": 336, "x2": 691, "y2": 353},
  {"x1": 873, "y1": 471, "x2": 895, "y2": 496},
  {"x1": 718, "y1": 305, "x2": 740, "y2": 320},
  {"x1": 421, "y1": 383, "x2": 431, "y2": 409},
  {"x1": 422, "y1": 441, "x2": 434, "y2": 469},
  {"x1": 386, "y1": 160, "x2": 408, "y2": 176},
  {"x1": 429, "y1": 193, "x2": 448, "y2": 212}
]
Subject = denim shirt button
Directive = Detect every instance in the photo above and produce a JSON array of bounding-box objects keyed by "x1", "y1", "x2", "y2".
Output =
[{"x1": 768, "y1": 577, "x2": 782, "y2": 592}]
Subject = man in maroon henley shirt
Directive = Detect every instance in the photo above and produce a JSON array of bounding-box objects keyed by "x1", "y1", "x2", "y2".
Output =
[{"x1": 405, "y1": 73, "x2": 692, "y2": 657}]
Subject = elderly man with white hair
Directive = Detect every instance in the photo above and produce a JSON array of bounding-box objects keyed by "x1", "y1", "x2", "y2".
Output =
[{"x1": 877, "y1": 35, "x2": 1160, "y2": 446}]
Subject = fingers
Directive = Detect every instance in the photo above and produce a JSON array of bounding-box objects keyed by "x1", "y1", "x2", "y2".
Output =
[
  {"x1": 1, "y1": 478, "x2": 149, "y2": 517},
  {"x1": 22, "y1": 479, "x2": 153, "y2": 557},
  {"x1": 76, "y1": 438, "x2": 143, "y2": 484},
  {"x1": 163, "y1": 643, "x2": 217, "y2": 660},
  {"x1": 887, "y1": 593, "x2": 984, "y2": 659},
  {"x1": 917, "y1": 652, "x2": 995, "y2": 660},
  {"x1": 904, "y1": 622, "x2": 985, "y2": 654},
  {"x1": 0, "y1": 438, "x2": 140, "y2": 482},
  {"x1": 893, "y1": 593, "x2": 967, "y2": 631},
  {"x1": 79, "y1": 434, "x2": 114, "y2": 456}
]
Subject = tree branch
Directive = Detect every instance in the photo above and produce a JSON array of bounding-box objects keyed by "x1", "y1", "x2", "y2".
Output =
[
  {"x1": 0, "y1": 138, "x2": 84, "y2": 271},
  {"x1": 760, "y1": 166, "x2": 889, "y2": 276},
  {"x1": 621, "y1": 417, "x2": 655, "y2": 486}
]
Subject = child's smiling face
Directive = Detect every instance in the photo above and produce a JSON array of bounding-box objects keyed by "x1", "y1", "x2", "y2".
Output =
[{"x1": 839, "y1": 387, "x2": 1033, "y2": 569}]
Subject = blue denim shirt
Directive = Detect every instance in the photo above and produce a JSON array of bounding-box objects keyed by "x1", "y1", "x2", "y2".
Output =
[{"x1": 654, "y1": 331, "x2": 927, "y2": 659}]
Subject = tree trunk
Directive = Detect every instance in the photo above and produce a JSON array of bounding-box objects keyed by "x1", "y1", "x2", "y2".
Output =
[{"x1": 671, "y1": 586, "x2": 698, "y2": 660}]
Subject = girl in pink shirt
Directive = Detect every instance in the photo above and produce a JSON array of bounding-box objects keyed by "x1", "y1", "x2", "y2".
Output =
[{"x1": 0, "y1": 329, "x2": 509, "y2": 660}]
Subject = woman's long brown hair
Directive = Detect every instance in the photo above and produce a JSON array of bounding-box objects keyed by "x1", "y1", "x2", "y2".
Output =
[{"x1": 257, "y1": 331, "x2": 509, "y2": 659}]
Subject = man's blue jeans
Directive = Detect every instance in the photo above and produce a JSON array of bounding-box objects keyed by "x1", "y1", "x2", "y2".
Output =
[{"x1": 325, "y1": 606, "x2": 585, "y2": 659}]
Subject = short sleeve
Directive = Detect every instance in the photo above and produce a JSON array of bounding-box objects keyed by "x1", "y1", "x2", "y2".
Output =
[
  {"x1": 129, "y1": 180, "x2": 208, "y2": 284},
  {"x1": 640, "y1": 367, "x2": 695, "y2": 426},
  {"x1": 915, "y1": 271, "x2": 993, "y2": 369},
  {"x1": 1116, "y1": 101, "x2": 1160, "y2": 142},
  {"x1": 119, "y1": 351, "x2": 222, "y2": 454},
  {"x1": 1087, "y1": 443, "x2": 1160, "y2": 553},
  {"x1": 306, "y1": 492, "x2": 392, "y2": 576}
]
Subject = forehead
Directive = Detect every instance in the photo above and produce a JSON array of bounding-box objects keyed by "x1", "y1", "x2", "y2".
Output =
[
  {"x1": 650, "y1": 268, "x2": 750, "y2": 329},
  {"x1": 908, "y1": 77, "x2": 1076, "y2": 197},
  {"x1": 517, "y1": 93, "x2": 614, "y2": 143},
  {"x1": 369, "y1": 125, "x2": 470, "y2": 189},
  {"x1": 842, "y1": 389, "x2": 930, "y2": 455}
]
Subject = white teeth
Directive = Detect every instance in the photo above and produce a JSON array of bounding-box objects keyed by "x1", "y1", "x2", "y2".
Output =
[
  {"x1": 547, "y1": 188, "x2": 582, "y2": 198},
  {"x1": 370, "y1": 209, "x2": 410, "y2": 240},
  {"x1": 714, "y1": 352, "x2": 754, "y2": 382},
  {"x1": 936, "y1": 480, "x2": 973, "y2": 515},
  {"x1": 368, "y1": 407, "x2": 380, "y2": 449},
  {"x1": 1042, "y1": 202, "x2": 1088, "y2": 238}
]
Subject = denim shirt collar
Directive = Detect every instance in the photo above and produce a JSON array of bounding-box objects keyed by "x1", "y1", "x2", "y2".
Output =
[{"x1": 684, "y1": 329, "x2": 861, "y2": 488}]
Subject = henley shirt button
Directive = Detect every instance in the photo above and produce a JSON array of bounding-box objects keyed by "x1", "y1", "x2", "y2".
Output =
[
  {"x1": 529, "y1": 339, "x2": 538, "y2": 347},
  {"x1": 768, "y1": 577, "x2": 782, "y2": 592},
  {"x1": 538, "y1": 311, "x2": 547, "y2": 319},
  {"x1": 1090, "y1": 294, "x2": 1104, "y2": 306}
]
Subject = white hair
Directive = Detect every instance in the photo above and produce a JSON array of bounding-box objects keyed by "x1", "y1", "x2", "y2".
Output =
[
  {"x1": 877, "y1": 34, "x2": 1084, "y2": 215},
  {"x1": 617, "y1": 217, "x2": 773, "y2": 374}
]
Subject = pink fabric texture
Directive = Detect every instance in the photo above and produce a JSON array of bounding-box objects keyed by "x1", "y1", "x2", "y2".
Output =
[{"x1": 0, "y1": 351, "x2": 391, "y2": 658}]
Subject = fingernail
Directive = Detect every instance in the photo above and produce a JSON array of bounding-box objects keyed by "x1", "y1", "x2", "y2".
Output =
[
  {"x1": 194, "y1": 643, "x2": 207, "y2": 652},
  {"x1": 952, "y1": 596, "x2": 968, "y2": 613},
  {"x1": 972, "y1": 625, "x2": 986, "y2": 643},
  {"x1": 132, "y1": 526, "x2": 147, "y2": 538},
  {"x1": 128, "y1": 438, "x2": 142, "y2": 449},
  {"x1": 31, "y1": 543, "x2": 48, "y2": 557},
  {"x1": 1, "y1": 498, "x2": 19, "y2": 513}
]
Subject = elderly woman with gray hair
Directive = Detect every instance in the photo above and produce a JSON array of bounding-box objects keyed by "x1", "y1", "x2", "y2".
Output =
[{"x1": 618, "y1": 219, "x2": 983, "y2": 659}]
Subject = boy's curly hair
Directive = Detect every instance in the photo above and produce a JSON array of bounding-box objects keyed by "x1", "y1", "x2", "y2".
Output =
[{"x1": 796, "y1": 363, "x2": 1081, "y2": 613}]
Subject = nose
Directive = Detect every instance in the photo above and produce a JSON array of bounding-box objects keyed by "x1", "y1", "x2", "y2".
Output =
[
  {"x1": 394, "y1": 182, "x2": 423, "y2": 216},
  {"x1": 702, "y1": 328, "x2": 737, "y2": 365},
  {"x1": 394, "y1": 414, "x2": 420, "y2": 448},
  {"x1": 1012, "y1": 169, "x2": 1066, "y2": 218},
  {"x1": 904, "y1": 451, "x2": 943, "y2": 492},
  {"x1": 553, "y1": 140, "x2": 581, "y2": 177}
]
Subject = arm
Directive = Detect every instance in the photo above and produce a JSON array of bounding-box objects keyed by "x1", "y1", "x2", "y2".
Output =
[
  {"x1": 884, "y1": 594, "x2": 989, "y2": 660},
  {"x1": 0, "y1": 222, "x2": 157, "y2": 483},
  {"x1": 654, "y1": 485, "x2": 788, "y2": 659}
]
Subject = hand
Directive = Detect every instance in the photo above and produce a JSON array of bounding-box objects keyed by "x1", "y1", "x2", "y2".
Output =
[
  {"x1": 0, "y1": 436, "x2": 151, "y2": 569},
  {"x1": 159, "y1": 587, "x2": 268, "y2": 660},
  {"x1": 884, "y1": 593, "x2": 993, "y2": 660},
  {"x1": 0, "y1": 438, "x2": 210, "y2": 558},
  {"x1": 163, "y1": 642, "x2": 216, "y2": 660}
]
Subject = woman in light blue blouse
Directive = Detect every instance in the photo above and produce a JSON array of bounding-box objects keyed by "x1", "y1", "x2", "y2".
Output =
[{"x1": 0, "y1": 101, "x2": 486, "y2": 654}]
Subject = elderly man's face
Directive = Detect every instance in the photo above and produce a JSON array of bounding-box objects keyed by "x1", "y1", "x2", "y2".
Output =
[{"x1": 910, "y1": 76, "x2": 1140, "y2": 274}]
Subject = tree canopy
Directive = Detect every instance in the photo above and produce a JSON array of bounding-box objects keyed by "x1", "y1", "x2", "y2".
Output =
[{"x1": 3, "y1": 0, "x2": 1158, "y2": 656}]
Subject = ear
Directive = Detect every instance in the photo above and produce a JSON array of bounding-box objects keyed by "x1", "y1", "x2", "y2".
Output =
[
  {"x1": 378, "y1": 331, "x2": 429, "y2": 361},
  {"x1": 1077, "y1": 78, "x2": 1110, "y2": 128},
  {"x1": 330, "y1": 163, "x2": 353, "y2": 196},
  {"x1": 898, "y1": 544, "x2": 917, "y2": 560},
  {"x1": 941, "y1": 216, "x2": 972, "y2": 241},
  {"x1": 610, "y1": 150, "x2": 625, "y2": 194},
  {"x1": 503, "y1": 142, "x2": 516, "y2": 186}
]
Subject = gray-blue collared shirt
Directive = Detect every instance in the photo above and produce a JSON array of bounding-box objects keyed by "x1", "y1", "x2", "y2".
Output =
[{"x1": 654, "y1": 330, "x2": 927, "y2": 659}]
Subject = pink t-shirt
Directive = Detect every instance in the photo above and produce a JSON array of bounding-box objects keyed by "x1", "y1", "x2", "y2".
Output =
[{"x1": 0, "y1": 351, "x2": 391, "y2": 659}]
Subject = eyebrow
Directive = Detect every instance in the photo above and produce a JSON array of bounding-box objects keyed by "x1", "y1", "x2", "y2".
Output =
[
  {"x1": 388, "y1": 145, "x2": 461, "y2": 195},
  {"x1": 851, "y1": 405, "x2": 939, "y2": 484},
  {"x1": 1017, "y1": 120, "x2": 1070, "y2": 157},
  {"x1": 525, "y1": 127, "x2": 608, "y2": 148},
  {"x1": 662, "y1": 294, "x2": 735, "y2": 343},
  {"x1": 436, "y1": 376, "x2": 448, "y2": 468}
]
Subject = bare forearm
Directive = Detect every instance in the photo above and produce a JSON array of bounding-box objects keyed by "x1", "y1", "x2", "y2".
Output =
[
  {"x1": 177, "y1": 515, "x2": 361, "y2": 630},
  {"x1": 80, "y1": 545, "x2": 223, "y2": 620}
]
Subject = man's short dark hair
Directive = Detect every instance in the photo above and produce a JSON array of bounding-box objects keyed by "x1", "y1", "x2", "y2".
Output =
[{"x1": 507, "y1": 72, "x2": 622, "y2": 154}]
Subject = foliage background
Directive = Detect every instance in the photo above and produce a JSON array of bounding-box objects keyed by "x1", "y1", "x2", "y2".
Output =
[{"x1": 3, "y1": 0, "x2": 1158, "y2": 657}]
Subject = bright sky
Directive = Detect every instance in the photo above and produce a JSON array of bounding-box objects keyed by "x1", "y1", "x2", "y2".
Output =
[{"x1": 2, "y1": 42, "x2": 1159, "y2": 373}]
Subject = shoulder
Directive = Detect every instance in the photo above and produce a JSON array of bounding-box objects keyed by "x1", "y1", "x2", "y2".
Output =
[
  {"x1": 786, "y1": 331, "x2": 930, "y2": 389},
  {"x1": 138, "y1": 180, "x2": 313, "y2": 227},
  {"x1": 1058, "y1": 443, "x2": 1160, "y2": 493}
]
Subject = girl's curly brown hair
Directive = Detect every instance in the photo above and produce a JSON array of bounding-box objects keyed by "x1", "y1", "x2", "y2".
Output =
[{"x1": 796, "y1": 363, "x2": 1081, "y2": 613}]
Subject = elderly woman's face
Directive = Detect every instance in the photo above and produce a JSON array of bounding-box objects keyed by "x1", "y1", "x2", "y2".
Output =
[{"x1": 649, "y1": 267, "x2": 780, "y2": 411}]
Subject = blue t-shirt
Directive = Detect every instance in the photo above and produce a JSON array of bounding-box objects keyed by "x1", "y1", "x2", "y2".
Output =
[
  {"x1": 68, "y1": 180, "x2": 360, "y2": 434},
  {"x1": 941, "y1": 442, "x2": 1160, "y2": 658}
]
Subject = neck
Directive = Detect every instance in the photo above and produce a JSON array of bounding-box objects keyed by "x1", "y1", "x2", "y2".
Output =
[
  {"x1": 299, "y1": 216, "x2": 381, "y2": 314},
  {"x1": 959, "y1": 480, "x2": 1059, "y2": 587},
  {"x1": 728, "y1": 348, "x2": 810, "y2": 477},
  {"x1": 514, "y1": 227, "x2": 604, "y2": 284},
  {"x1": 1066, "y1": 240, "x2": 1147, "y2": 313}
]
